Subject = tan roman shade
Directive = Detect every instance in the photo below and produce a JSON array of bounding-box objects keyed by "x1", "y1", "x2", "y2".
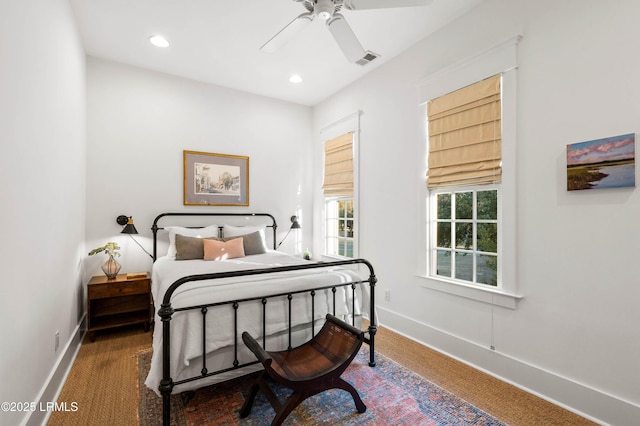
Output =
[
  {"x1": 322, "y1": 132, "x2": 354, "y2": 196},
  {"x1": 426, "y1": 74, "x2": 502, "y2": 188}
]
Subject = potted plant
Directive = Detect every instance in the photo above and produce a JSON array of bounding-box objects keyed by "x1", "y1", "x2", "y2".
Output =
[{"x1": 89, "y1": 242, "x2": 121, "y2": 279}]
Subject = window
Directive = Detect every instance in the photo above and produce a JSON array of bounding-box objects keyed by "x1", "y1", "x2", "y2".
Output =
[
  {"x1": 322, "y1": 131, "x2": 357, "y2": 258},
  {"x1": 431, "y1": 187, "x2": 499, "y2": 286},
  {"x1": 418, "y1": 36, "x2": 520, "y2": 308},
  {"x1": 426, "y1": 74, "x2": 502, "y2": 288},
  {"x1": 325, "y1": 198, "x2": 354, "y2": 257}
]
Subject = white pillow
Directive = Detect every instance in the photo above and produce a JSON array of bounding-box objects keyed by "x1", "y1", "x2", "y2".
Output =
[
  {"x1": 222, "y1": 225, "x2": 266, "y2": 238},
  {"x1": 166, "y1": 225, "x2": 219, "y2": 258}
]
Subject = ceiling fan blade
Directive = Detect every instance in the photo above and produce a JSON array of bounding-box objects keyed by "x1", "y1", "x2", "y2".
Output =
[
  {"x1": 260, "y1": 12, "x2": 314, "y2": 53},
  {"x1": 343, "y1": 0, "x2": 433, "y2": 10},
  {"x1": 326, "y1": 14, "x2": 366, "y2": 63}
]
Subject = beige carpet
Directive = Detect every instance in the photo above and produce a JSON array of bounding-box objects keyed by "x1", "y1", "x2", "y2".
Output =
[
  {"x1": 48, "y1": 325, "x2": 151, "y2": 426},
  {"x1": 48, "y1": 323, "x2": 595, "y2": 425}
]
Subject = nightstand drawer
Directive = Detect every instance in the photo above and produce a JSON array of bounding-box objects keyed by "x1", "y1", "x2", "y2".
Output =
[{"x1": 89, "y1": 279, "x2": 150, "y2": 299}]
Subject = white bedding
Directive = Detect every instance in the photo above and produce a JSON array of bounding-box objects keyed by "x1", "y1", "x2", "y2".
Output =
[{"x1": 145, "y1": 251, "x2": 369, "y2": 395}]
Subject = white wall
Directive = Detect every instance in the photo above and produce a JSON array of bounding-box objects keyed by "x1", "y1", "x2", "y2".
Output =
[
  {"x1": 0, "y1": 1, "x2": 86, "y2": 425},
  {"x1": 312, "y1": 0, "x2": 640, "y2": 424},
  {"x1": 5, "y1": 0, "x2": 638, "y2": 424},
  {"x1": 85, "y1": 58, "x2": 314, "y2": 279}
]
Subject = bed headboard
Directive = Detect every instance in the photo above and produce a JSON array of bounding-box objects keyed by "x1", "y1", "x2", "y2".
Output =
[{"x1": 151, "y1": 212, "x2": 278, "y2": 260}]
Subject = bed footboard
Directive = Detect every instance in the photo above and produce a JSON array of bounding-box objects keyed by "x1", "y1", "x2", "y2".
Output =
[{"x1": 157, "y1": 259, "x2": 377, "y2": 426}]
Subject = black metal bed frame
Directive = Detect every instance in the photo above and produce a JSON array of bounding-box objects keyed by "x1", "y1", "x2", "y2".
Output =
[{"x1": 150, "y1": 212, "x2": 377, "y2": 426}]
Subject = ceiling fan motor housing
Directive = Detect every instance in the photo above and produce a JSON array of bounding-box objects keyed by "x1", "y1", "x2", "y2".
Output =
[{"x1": 314, "y1": 0, "x2": 337, "y2": 20}]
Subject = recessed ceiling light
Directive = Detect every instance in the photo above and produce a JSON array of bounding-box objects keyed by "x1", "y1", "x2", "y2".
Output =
[
  {"x1": 149, "y1": 35, "x2": 169, "y2": 48},
  {"x1": 289, "y1": 74, "x2": 303, "y2": 83}
]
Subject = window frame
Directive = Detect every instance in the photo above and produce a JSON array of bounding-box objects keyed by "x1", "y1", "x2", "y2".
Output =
[
  {"x1": 429, "y1": 185, "x2": 501, "y2": 288},
  {"x1": 417, "y1": 36, "x2": 522, "y2": 309},
  {"x1": 318, "y1": 112, "x2": 361, "y2": 261}
]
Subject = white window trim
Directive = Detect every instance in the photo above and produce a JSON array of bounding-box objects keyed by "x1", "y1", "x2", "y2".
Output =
[
  {"x1": 319, "y1": 111, "x2": 360, "y2": 261},
  {"x1": 417, "y1": 36, "x2": 523, "y2": 309}
]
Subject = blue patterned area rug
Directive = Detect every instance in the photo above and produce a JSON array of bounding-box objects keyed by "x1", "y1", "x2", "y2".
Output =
[{"x1": 138, "y1": 347, "x2": 506, "y2": 425}]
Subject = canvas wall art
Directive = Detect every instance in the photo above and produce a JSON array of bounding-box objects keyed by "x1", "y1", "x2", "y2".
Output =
[{"x1": 566, "y1": 133, "x2": 635, "y2": 191}]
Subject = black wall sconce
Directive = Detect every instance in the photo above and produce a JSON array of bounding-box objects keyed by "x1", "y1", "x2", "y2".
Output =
[
  {"x1": 117, "y1": 215, "x2": 153, "y2": 259},
  {"x1": 276, "y1": 215, "x2": 301, "y2": 249}
]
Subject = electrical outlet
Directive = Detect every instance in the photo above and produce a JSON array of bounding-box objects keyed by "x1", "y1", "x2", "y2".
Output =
[
  {"x1": 55, "y1": 331, "x2": 60, "y2": 352},
  {"x1": 384, "y1": 290, "x2": 391, "y2": 301}
]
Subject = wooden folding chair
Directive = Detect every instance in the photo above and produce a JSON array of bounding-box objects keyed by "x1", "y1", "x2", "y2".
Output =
[{"x1": 240, "y1": 314, "x2": 367, "y2": 426}]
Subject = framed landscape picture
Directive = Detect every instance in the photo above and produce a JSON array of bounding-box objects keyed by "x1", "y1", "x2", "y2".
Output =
[
  {"x1": 183, "y1": 150, "x2": 249, "y2": 206},
  {"x1": 566, "y1": 133, "x2": 635, "y2": 191}
]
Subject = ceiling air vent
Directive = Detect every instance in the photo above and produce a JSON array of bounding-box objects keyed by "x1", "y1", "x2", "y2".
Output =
[{"x1": 355, "y1": 51, "x2": 379, "y2": 66}]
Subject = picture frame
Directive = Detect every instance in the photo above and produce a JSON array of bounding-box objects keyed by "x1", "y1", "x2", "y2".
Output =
[
  {"x1": 183, "y1": 150, "x2": 249, "y2": 206},
  {"x1": 566, "y1": 133, "x2": 635, "y2": 191}
]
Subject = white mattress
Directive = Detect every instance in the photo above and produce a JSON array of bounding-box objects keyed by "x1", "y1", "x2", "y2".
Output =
[{"x1": 145, "y1": 251, "x2": 369, "y2": 395}]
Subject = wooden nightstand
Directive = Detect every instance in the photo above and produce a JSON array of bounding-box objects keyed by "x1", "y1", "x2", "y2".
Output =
[{"x1": 87, "y1": 273, "x2": 152, "y2": 342}]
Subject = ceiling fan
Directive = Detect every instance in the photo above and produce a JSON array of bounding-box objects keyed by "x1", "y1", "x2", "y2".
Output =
[{"x1": 260, "y1": 0, "x2": 433, "y2": 65}]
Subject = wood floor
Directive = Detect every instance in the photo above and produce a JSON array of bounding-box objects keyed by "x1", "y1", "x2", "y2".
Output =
[{"x1": 48, "y1": 323, "x2": 595, "y2": 425}]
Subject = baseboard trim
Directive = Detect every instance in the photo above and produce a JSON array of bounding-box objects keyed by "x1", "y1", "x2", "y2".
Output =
[
  {"x1": 377, "y1": 306, "x2": 640, "y2": 426},
  {"x1": 24, "y1": 314, "x2": 86, "y2": 426}
]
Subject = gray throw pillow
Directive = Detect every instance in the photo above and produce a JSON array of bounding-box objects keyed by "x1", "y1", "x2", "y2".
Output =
[
  {"x1": 175, "y1": 234, "x2": 221, "y2": 260},
  {"x1": 234, "y1": 231, "x2": 267, "y2": 256}
]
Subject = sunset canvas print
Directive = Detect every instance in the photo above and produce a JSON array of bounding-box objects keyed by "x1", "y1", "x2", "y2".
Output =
[{"x1": 566, "y1": 133, "x2": 635, "y2": 191}]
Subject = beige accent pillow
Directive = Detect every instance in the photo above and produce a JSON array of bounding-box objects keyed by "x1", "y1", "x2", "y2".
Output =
[{"x1": 203, "y1": 237, "x2": 245, "y2": 261}]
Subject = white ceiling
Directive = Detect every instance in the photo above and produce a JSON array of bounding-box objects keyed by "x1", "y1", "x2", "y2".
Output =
[{"x1": 69, "y1": 0, "x2": 484, "y2": 106}]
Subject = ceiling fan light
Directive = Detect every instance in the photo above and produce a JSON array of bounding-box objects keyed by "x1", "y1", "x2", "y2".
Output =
[{"x1": 317, "y1": 10, "x2": 332, "y2": 20}]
